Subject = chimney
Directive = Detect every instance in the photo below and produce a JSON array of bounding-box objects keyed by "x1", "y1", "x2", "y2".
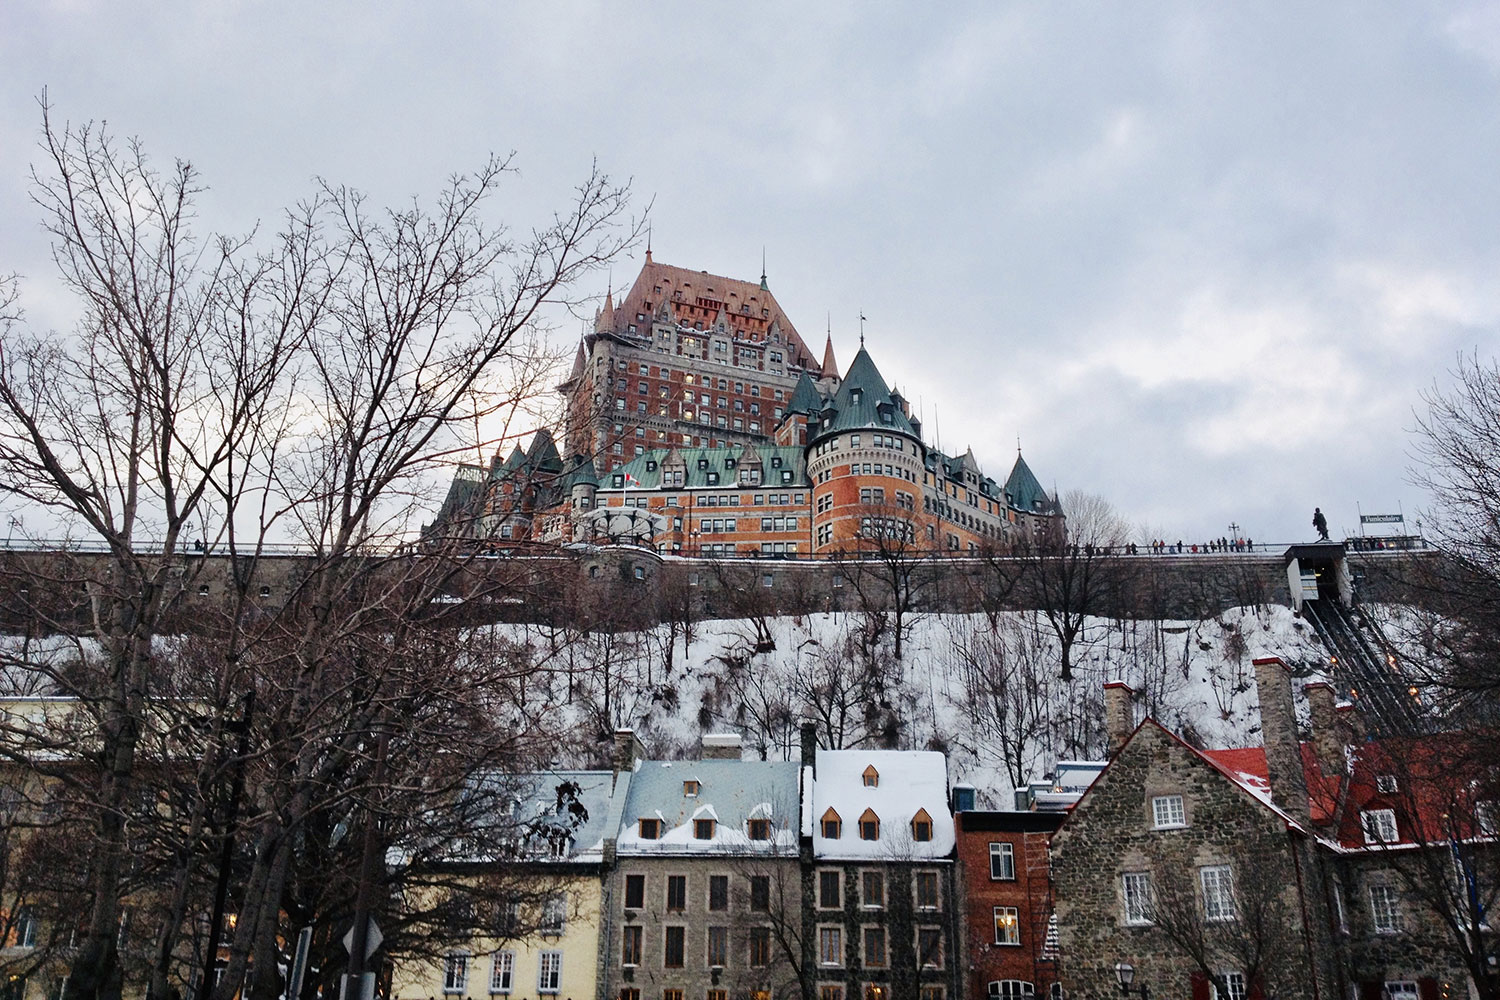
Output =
[
  {"x1": 1104, "y1": 682, "x2": 1136, "y2": 758},
  {"x1": 800, "y1": 721, "x2": 818, "y2": 772},
  {"x1": 951, "y1": 781, "x2": 976, "y2": 813},
  {"x1": 613, "y1": 729, "x2": 645, "y2": 776},
  {"x1": 1303, "y1": 682, "x2": 1344, "y2": 777},
  {"x1": 701, "y1": 733, "x2": 743, "y2": 760},
  {"x1": 1253, "y1": 656, "x2": 1310, "y2": 823},
  {"x1": 1336, "y1": 700, "x2": 1366, "y2": 746}
]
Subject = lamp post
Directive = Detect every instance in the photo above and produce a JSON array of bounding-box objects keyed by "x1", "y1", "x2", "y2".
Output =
[{"x1": 1114, "y1": 962, "x2": 1150, "y2": 999}]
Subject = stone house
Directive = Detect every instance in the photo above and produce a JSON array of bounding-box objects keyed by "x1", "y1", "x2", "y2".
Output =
[
  {"x1": 952, "y1": 804, "x2": 1065, "y2": 999},
  {"x1": 600, "y1": 733, "x2": 805, "y2": 1000},
  {"x1": 801, "y1": 731, "x2": 963, "y2": 1000}
]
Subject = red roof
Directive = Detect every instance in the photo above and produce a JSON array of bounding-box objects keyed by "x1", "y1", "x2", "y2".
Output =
[{"x1": 1200, "y1": 743, "x2": 1341, "y2": 826}]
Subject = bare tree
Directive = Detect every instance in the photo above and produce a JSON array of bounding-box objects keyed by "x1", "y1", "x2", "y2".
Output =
[{"x1": 832, "y1": 501, "x2": 936, "y2": 662}]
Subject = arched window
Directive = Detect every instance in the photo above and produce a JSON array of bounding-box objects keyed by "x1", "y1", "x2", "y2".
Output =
[
  {"x1": 821, "y1": 808, "x2": 842, "y2": 840},
  {"x1": 858, "y1": 808, "x2": 880, "y2": 841},
  {"x1": 862, "y1": 765, "x2": 879, "y2": 787},
  {"x1": 988, "y1": 983, "x2": 1035, "y2": 999},
  {"x1": 911, "y1": 808, "x2": 933, "y2": 842}
]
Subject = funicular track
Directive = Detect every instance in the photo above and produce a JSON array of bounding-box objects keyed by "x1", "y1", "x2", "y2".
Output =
[{"x1": 1303, "y1": 598, "x2": 1423, "y2": 736}]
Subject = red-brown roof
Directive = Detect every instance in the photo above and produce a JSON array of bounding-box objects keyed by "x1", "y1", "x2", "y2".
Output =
[{"x1": 1201, "y1": 744, "x2": 1341, "y2": 826}]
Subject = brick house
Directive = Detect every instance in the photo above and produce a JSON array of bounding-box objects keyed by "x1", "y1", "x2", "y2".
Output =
[
  {"x1": 952, "y1": 807, "x2": 1065, "y2": 999},
  {"x1": 1052, "y1": 658, "x2": 1491, "y2": 998},
  {"x1": 801, "y1": 730, "x2": 963, "y2": 1000}
]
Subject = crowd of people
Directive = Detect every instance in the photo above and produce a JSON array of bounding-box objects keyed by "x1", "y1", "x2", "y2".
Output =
[{"x1": 1144, "y1": 537, "x2": 1256, "y2": 554}]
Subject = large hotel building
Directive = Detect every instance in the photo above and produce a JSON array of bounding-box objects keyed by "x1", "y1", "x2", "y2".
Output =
[{"x1": 431, "y1": 254, "x2": 1062, "y2": 556}]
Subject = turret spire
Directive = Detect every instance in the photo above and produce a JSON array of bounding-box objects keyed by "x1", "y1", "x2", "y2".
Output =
[{"x1": 760, "y1": 246, "x2": 768, "y2": 290}]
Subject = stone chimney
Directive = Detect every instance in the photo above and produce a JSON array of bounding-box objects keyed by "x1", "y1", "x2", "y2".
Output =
[
  {"x1": 800, "y1": 721, "x2": 818, "y2": 772},
  {"x1": 1303, "y1": 682, "x2": 1344, "y2": 777},
  {"x1": 1104, "y1": 681, "x2": 1136, "y2": 758},
  {"x1": 613, "y1": 729, "x2": 645, "y2": 777},
  {"x1": 701, "y1": 732, "x2": 743, "y2": 760},
  {"x1": 1336, "y1": 700, "x2": 1366, "y2": 745},
  {"x1": 1253, "y1": 656, "x2": 1310, "y2": 823}
]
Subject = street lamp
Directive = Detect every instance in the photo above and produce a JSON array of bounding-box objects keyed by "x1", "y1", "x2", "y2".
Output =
[{"x1": 1115, "y1": 962, "x2": 1150, "y2": 999}]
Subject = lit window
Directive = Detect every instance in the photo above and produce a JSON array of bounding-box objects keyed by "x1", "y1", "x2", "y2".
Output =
[
  {"x1": 993, "y1": 907, "x2": 1019, "y2": 945},
  {"x1": 1151, "y1": 794, "x2": 1186, "y2": 828}
]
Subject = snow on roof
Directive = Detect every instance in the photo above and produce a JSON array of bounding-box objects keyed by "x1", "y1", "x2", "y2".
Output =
[
  {"x1": 616, "y1": 758, "x2": 800, "y2": 855},
  {"x1": 811, "y1": 749, "x2": 954, "y2": 860}
]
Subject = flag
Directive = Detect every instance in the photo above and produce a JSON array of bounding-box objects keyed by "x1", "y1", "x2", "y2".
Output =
[{"x1": 623, "y1": 473, "x2": 640, "y2": 488}]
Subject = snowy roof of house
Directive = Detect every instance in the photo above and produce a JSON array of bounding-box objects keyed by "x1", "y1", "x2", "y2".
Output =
[
  {"x1": 809, "y1": 749, "x2": 954, "y2": 860},
  {"x1": 616, "y1": 758, "x2": 801, "y2": 855},
  {"x1": 457, "y1": 769, "x2": 617, "y2": 863}
]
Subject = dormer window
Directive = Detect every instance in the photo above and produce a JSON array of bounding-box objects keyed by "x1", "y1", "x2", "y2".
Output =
[
  {"x1": 1376, "y1": 775, "x2": 1398, "y2": 794},
  {"x1": 684, "y1": 780, "x2": 700, "y2": 797},
  {"x1": 821, "y1": 808, "x2": 842, "y2": 840},
  {"x1": 911, "y1": 809, "x2": 933, "y2": 842},
  {"x1": 862, "y1": 765, "x2": 879, "y2": 788},
  {"x1": 747, "y1": 818, "x2": 771, "y2": 841},
  {"x1": 858, "y1": 809, "x2": 880, "y2": 841},
  {"x1": 851, "y1": 389, "x2": 862, "y2": 405},
  {"x1": 694, "y1": 819, "x2": 716, "y2": 840},
  {"x1": 638, "y1": 818, "x2": 661, "y2": 840}
]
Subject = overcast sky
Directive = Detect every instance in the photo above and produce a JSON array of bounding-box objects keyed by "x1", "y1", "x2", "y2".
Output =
[{"x1": 3, "y1": 2, "x2": 1498, "y2": 545}]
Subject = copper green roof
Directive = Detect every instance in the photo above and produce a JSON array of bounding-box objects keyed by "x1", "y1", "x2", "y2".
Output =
[
  {"x1": 606, "y1": 444, "x2": 809, "y2": 490},
  {"x1": 808, "y1": 347, "x2": 917, "y2": 440},
  {"x1": 785, "y1": 370, "x2": 824, "y2": 416},
  {"x1": 1005, "y1": 453, "x2": 1054, "y2": 513}
]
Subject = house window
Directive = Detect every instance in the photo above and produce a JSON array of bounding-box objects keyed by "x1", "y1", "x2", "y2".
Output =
[
  {"x1": 993, "y1": 907, "x2": 1020, "y2": 945},
  {"x1": 621, "y1": 926, "x2": 642, "y2": 966},
  {"x1": 708, "y1": 925, "x2": 729, "y2": 967},
  {"x1": 1122, "y1": 872, "x2": 1152, "y2": 925},
  {"x1": 861, "y1": 871, "x2": 884, "y2": 909},
  {"x1": 915, "y1": 871, "x2": 940, "y2": 910},
  {"x1": 1362, "y1": 808, "x2": 1399, "y2": 844},
  {"x1": 917, "y1": 927, "x2": 942, "y2": 968},
  {"x1": 666, "y1": 875, "x2": 687, "y2": 911},
  {"x1": 1200, "y1": 865, "x2": 1235, "y2": 922},
  {"x1": 536, "y1": 952, "x2": 561, "y2": 994},
  {"x1": 862, "y1": 766, "x2": 879, "y2": 788},
  {"x1": 820, "y1": 988, "x2": 845, "y2": 1000},
  {"x1": 865, "y1": 988, "x2": 888, "y2": 1000},
  {"x1": 663, "y1": 990, "x2": 684, "y2": 1000},
  {"x1": 818, "y1": 870, "x2": 842, "y2": 909},
  {"x1": 1370, "y1": 883, "x2": 1403, "y2": 933},
  {"x1": 444, "y1": 954, "x2": 469, "y2": 994},
  {"x1": 747, "y1": 818, "x2": 771, "y2": 840},
  {"x1": 624, "y1": 874, "x2": 645, "y2": 909},
  {"x1": 1332, "y1": 881, "x2": 1348, "y2": 932},
  {"x1": 684, "y1": 780, "x2": 700, "y2": 797},
  {"x1": 540, "y1": 893, "x2": 566, "y2": 934},
  {"x1": 749, "y1": 927, "x2": 771, "y2": 967},
  {"x1": 920, "y1": 988, "x2": 945, "y2": 1000},
  {"x1": 1210, "y1": 972, "x2": 1246, "y2": 1000},
  {"x1": 750, "y1": 875, "x2": 770, "y2": 912},
  {"x1": 663, "y1": 926, "x2": 685, "y2": 968},
  {"x1": 490, "y1": 951, "x2": 514, "y2": 994},
  {"x1": 709, "y1": 874, "x2": 729, "y2": 911},
  {"x1": 639, "y1": 818, "x2": 662, "y2": 839},
  {"x1": 694, "y1": 818, "x2": 716, "y2": 840},
  {"x1": 1376, "y1": 774, "x2": 1398, "y2": 793},
  {"x1": 858, "y1": 809, "x2": 879, "y2": 840},
  {"x1": 987, "y1": 985, "x2": 1035, "y2": 999},
  {"x1": 1151, "y1": 794, "x2": 1186, "y2": 828},
  {"x1": 1384, "y1": 984, "x2": 1419, "y2": 999},
  {"x1": 911, "y1": 809, "x2": 933, "y2": 842},
  {"x1": 990, "y1": 842, "x2": 1016, "y2": 880},
  {"x1": 862, "y1": 927, "x2": 887, "y2": 967},
  {"x1": 818, "y1": 926, "x2": 842, "y2": 966}
]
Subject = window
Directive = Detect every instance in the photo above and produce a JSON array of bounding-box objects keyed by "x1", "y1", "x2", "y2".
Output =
[
  {"x1": 624, "y1": 874, "x2": 645, "y2": 909},
  {"x1": 14, "y1": 908, "x2": 37, "y2": 949},
  {"x1": 639, "y1": 818, "x2": 662, "y2": 839},
  {"x1": 1122, "y1": 872, "x2": 1152, "y2": 925},
  {"x1": 1370, "y1": 883, "x2": 1403, "y2": 933},
  {"x1": 709, "y1": 875, "x2": 729, "y2": 911},
  {"x1": 820, "y1": 809, "x2": 842, "y2": 839},
  {"x1": 664, "y1": 926, "x2": 685, "y2": 968},
  {"x1": 750, "y1": 875, "x2": 770, "y2": 912},
  {"x1": 1200, "y1": 865, "x2": 1235, "y2": 922},
  {"x1": 1210, "y1": 972, "x2": 1246, "y2": 1000},
  {"x1": 1151, "y1": 794, "x2": 1186, "y2": 828},
  {"x1": 1363, "y1": 808, "x2": 1399, "y2": 844},
  {"x1": 911, "y1": 809, "x2": 933, "y2": 842},
  {"x1": 749, "y1": 927, "x2": 771, "y2": 967},
  {"x1": 707, "y1": 926, "x2": 728, "y2": 967},
  {"x1": 667, "y1": 875, "x2": 687, "y2": 912},
  {"x1": 864, "y1": 988, "x2": 887, "y2": 1000},
  {"x1": 1332, "y1": 881, "x2": 1348, "y2": 933},
  {"x1": 818, "y1": 870, "x2": 842, "y2": 909},
  {"x1": 683, "y1": 780, "x2": 700, "y2": 797},
  {"x1": 988, "y1": 985, "x2": 1035, "y2": 999},
  {"x1": 490, "y1": 952, "x2": 514, "y2": 994},
  {"x1": 914, "y1": 871, "x2": 940, "y2": 910},
  {"x1": 861, "y1": 871, "x2": 884, "y2": 909},
  {"x1": 993, "y1": 906, "x2": 1020, "y2": 945},
  {"x1": 694, "y1": 818, "x2": 716, "y2": 840},
  {"x1": 1376, "y1": 774, "x2": 1399, "y2": 793},
  {"x1": 747, "y1": 818, "x2": 771, "y2": 841},
  {"x1": 537, "y1": 952, "x2": 561, "y2": 994},
  {"x1": 540, "y1": 893, "x2": 566, "y2": 934},
  {"x1": 818, "y1": 926, "x2": 842, "y2": 966},
  {"x1": 622, "y1": 926, "x2": 642, "y2": 966},
  {"x1": 663, "y1": 990, "x2": 683, "y2": 1000},
  {"x1": 1384, "y1": 984, "x2": 1419, "y2": 1000},
  {"x1": 917, "y1": 927, "x2": 942, "y2": 968},
  {"x1": 444, "y1": 954, "x2": 468, "y2": 994},
  {"x1": 990, "y1": 842, "x2": 1015, "y2": 880},
  {"x1": 920, "y1": 990, "x2": 945, "y2": 1000},
  {"x1": 706, "y1": 993, "x2": 726, "y2": 1000},
  {"x1": 862, "y1": 926, "x2": 887, "y2": 967},
  {"x1": 820, "y1": 988, "x2": 845, "y2": 1000},
  {"x1": 858, "y1": 809, "x2": 880, "y2": 841}
]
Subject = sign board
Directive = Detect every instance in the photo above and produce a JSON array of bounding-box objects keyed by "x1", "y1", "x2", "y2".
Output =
[
  {"x1": 341, "y1": 917, "x2": 382, "y2": 960},
  {"x1": 1360, "y1": 514, "x2": 1404, "y2": 524}
]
